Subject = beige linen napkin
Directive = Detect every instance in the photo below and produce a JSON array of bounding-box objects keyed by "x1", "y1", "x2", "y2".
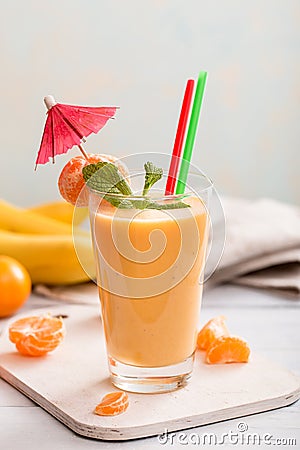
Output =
[
  {"x1": 34, "y1": 197, "x2": 300, "y2": 302},
  {"x1": 34, "y1": 282, "x2": 98, "y2": 305},
  {"x1": 207, "y1": 197, "x2": 300, "y2": 297}
]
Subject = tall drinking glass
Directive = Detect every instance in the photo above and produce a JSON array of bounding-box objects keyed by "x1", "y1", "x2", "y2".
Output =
[{"x1": 88, "y1": 170, "x2": 212, "y2": 393}]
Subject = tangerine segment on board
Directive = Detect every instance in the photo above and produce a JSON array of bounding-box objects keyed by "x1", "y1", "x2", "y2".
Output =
[
  {"x1": 94, "y1": 391, "x2": 129, "y2": 416},
  {"x1": 9, "y1": 315, "x2": 65, "y2": 357},
  {"x1": 206, "y1": 336, "x2": 250, "y2": 364},
  {"x1": 197, "y1": 315, "x2": 229, "y2": 351}
]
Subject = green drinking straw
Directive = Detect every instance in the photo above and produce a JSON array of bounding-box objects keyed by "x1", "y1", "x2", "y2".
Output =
[{"x1": 175, "y1": 71, "x2": 207, "y2": 194}]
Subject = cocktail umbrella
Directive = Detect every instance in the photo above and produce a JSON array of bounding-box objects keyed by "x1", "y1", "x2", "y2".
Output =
[{"x1": 35, "y1": 95, "x2": 117, "y2": 168}]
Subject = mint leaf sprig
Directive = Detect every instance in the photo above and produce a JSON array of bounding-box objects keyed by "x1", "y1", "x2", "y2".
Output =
[
  {"x1": 142, "y1": 162, "x2": 163, "y2": 196},
  {"x1": 82, "y1": 161, "x2": 190, "y2": 210},
  {"x1": 83, "y1": 162, "x2": 132, "y2": 195}
]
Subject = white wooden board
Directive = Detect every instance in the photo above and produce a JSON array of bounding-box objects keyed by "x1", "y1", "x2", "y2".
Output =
[{"x1": 0, "y1": 304, "x2": 299, "y2": 441}]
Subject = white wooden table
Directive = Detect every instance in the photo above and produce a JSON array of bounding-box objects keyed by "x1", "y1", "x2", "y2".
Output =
[{"x1": 1, "y1": 284, "x2": 299, "y2": 449}]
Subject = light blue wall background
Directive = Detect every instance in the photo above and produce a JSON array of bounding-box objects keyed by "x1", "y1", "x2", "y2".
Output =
[{"x1": 1, "y1": 0, "x2": 299, "y2": 206}]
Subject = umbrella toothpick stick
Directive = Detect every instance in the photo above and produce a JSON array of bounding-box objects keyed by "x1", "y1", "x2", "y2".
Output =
[
  {"x1": 44, "y1": 95, "x2": 89, "y2": 162},
  {"x1": 76, "y1": 143, "x2": 89, "y2": 161}
]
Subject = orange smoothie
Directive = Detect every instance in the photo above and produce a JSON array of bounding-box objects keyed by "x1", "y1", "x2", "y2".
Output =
[{"x1": 91, "y1": 196, "x2": 208, "y2": 368}]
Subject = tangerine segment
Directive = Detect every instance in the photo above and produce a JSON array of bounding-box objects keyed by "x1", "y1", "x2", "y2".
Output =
[
  {"x1": 206, "y1": 336, "x2": 250, "y2": 364},
  {"x1": 9, "y1": 315, "x2": 65, "y2": 357},
  {"x1": 94, "y1": 391, "x2": 129, "y2": 416},
  {"x1": 197, "y1": 315, "x2": 229, "y2": 351}
]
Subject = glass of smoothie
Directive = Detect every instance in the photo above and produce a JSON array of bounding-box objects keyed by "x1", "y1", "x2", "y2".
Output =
[{"x1": 87, "y1": 166, "x2": 212, "y2": 393}]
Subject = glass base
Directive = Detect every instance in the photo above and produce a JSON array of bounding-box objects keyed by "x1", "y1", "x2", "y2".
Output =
[{"x1": 108, "y1": 354, "x2": 194, "y2": 394}]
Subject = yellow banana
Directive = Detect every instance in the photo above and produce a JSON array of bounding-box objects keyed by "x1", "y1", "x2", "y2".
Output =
[
  {"x1": 28, "y1": 201, "x2": 88, "y2": 226},
  {"x1": 0, "y1": 229, "x2": 95, "y2": 285},
  {"x1": 0, "y1": 199, "x2": 87, "y2": 236}
]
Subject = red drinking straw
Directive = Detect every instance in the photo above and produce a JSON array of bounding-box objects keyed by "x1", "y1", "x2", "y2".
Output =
[{"x1": 165, "y1": 79, "x2": 195, "y2": 195}]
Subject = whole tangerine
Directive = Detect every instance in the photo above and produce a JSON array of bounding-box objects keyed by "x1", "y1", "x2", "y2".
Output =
[
  {"x1": 58, "y1": 153, "x2": 128, "y2": 207},
  {"x1": 0, "y1": 256, "x2": 31, "y2": 318}
]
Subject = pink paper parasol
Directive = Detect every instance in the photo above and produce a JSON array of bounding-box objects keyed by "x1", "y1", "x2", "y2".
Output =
[{"x1": 35, "y1": 95, "x2": 117, "y2": 168}]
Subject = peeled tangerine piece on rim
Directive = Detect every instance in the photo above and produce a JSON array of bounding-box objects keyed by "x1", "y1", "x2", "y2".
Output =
[
  {"x1": 206, "y1": 336, "x2": 250, "y2": 364},
  {"x1": 58, "y1": 153, "x2": 129, "y2": 206}
]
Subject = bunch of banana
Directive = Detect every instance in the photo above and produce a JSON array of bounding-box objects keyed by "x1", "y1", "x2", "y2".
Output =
[
  {"x1": 28, "y1": 201, "x2": 88, "y2": 226},
  {"x1": 0, "y1": 199, "x2": 95, "y2": 285}
]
